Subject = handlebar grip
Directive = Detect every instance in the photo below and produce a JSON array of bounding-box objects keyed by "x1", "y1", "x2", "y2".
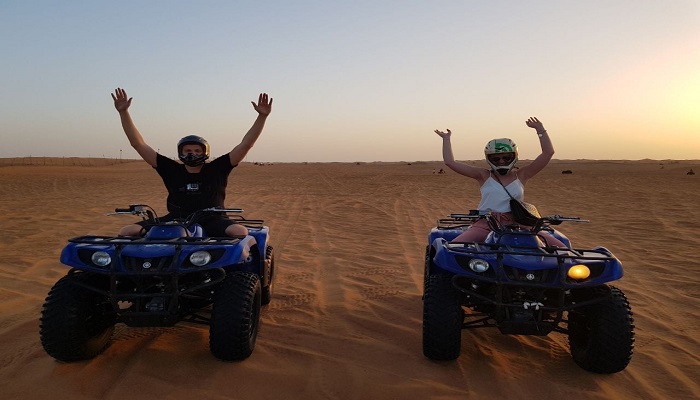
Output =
[{"x1": 115, "y1": 208, "x2": 131, "y2": 213}]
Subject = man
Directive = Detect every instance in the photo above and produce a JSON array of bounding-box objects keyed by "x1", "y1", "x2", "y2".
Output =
[{"x1": 111, "y1": 87, "x2": 272, "y2": 237}]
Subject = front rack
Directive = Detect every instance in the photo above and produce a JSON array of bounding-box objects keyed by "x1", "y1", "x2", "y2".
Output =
[
  {"x1": 436, "y1": 212, "x2": 588, "y2": 231},
  {"x1": 68, "y1": 235, "x2": 242, "y2": 245},
  {"x1": 444, "y1": 240, "x2": 617, "y2": 262}
]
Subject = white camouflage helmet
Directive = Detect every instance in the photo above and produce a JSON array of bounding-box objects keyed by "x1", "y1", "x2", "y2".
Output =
[{"x1": 484, "y1": 138, "x2": 518, "y2": 175}]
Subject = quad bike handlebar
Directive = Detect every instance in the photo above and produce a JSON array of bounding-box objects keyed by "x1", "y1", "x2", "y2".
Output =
[
  {"x1": 441, "y1": 210, "x2": 588, "y2": 233},
  {"x1": 108, "y1": 204, "x2": 261, "y2": 229},
  {"x1": 110, "y1": 204, "x2": 157, "y2": 221}
]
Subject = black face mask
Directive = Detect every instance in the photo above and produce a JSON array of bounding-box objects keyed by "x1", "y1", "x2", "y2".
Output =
[
  {"x1": 179, "y1": 153, "x2": 208, "y2": 167},
  {"x1": 496, "y1": 168, "x2": 509, "y2": 175}
]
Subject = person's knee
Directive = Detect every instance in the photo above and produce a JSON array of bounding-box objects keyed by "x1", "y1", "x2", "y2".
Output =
[
  {"x1": 119, "y1": 224, "x2": 144, "y2": 236},
  {"x1": 540, "y1": 233, "x2": 566, "y2": 248},
  {"x1": 225, "y1": 223, "x2": 248, "y2": 237},
  {"x1": 452, "y1": 225, "x2": 490, "y2": 242}
]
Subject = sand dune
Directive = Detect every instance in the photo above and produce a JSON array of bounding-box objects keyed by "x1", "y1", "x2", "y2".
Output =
[{"x1": 1, "y1": 159, "x2": 699, "y2": 399}]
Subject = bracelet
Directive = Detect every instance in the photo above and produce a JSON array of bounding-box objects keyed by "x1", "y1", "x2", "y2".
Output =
[{"x1": 537, "y1": 130, "x2": 547, "y2": 138}]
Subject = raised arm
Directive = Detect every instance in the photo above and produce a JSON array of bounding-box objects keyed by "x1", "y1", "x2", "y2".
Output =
[
  {"x1": 518, "y1": 117, "x2": 555, "y2": 182},
  {"x1": 434, "y1": 129, "x2": 489, "y2": 182},
  {"x1": 111, "y1": 88, "x2": 157, "y2": 167},
  {"x1": 229, "y1": 93, "x2": 273, "y2": 166}
]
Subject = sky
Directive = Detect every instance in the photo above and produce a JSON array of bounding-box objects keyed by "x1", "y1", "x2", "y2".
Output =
[{"x1": 1, "y1": 1, "x2": 698, "y2": 162}]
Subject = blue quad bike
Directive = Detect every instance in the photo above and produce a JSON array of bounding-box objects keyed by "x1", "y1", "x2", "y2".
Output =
[
  {"x1": 423, "y1": 211, "x2": 635, "y2": 373},
  {"x1": 40, "y1": 204, "x2": 275, "y2": 362}
]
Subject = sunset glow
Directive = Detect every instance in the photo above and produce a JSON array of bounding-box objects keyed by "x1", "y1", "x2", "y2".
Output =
[{"x1": 1, "y1": 1, "x2": 698, "y2": 161}]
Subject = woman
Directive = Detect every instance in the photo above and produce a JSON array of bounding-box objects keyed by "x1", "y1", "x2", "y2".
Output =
[{"x1": 434, "y1": 117, "x2": 565, "y2": 247}]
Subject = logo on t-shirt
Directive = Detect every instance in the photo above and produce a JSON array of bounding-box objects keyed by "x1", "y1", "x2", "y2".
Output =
[{"x1": 186, "y1": 183, "x2": 200, "y2": 192}]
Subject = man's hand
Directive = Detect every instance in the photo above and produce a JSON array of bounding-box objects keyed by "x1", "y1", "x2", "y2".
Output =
[
  {"x1": 251, "y1": 93, "x2": 273, "y2": 116},
  {"x1": 434, "y1": 129, "x2": 452, "y2": 139},
  {"x1": 112, "y1": 88, "x2": 132, "y2": 112}
]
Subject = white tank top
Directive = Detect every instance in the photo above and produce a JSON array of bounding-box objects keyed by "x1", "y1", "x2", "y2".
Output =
[{"x1": 477, "y1": 175, "x2": 525, "y2": 212}]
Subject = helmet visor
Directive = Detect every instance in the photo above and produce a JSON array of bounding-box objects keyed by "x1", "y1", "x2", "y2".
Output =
[
  {"x1": 487, "y1": 153, "x2": 515, "y2": 165},
  {"x1": 179, "y1": 153, "x2": 208, "y2": 167}
]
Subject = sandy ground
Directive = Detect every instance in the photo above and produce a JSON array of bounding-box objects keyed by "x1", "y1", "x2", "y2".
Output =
[{"x1": 0, "y1": 158, "x2": 698, "y2": 400}]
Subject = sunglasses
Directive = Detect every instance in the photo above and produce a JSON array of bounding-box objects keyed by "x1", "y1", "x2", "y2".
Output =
[{"x1": 488, "y1": 155, "x2": 514, "y2": 163}]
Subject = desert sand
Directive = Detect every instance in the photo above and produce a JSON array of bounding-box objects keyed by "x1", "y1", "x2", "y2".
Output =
[{"x1": 0, "y1": 158, "x2": 699, "y2": 400}]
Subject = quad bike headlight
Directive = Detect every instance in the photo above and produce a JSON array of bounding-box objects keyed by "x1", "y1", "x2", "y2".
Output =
[
  {"x1": 189, "y1": 251, "x2": 212, "y2": 267},
  {"x1": 567, "y1": 264, "x2": 591, "y2": 280},
  {"x1": 468, "y1": 258, "x2": 490, "y2": 273},
  {"x1": 91, "y1": 251, "x2": 111, "y2": 267}
]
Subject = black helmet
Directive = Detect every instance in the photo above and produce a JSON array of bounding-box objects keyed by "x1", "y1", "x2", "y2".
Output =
[{"x1": 177, "y1": 135, "x2": 210, "y2": 167}]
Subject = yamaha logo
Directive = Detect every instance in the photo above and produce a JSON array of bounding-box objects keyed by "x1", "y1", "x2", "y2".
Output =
[
  {"x1": 142, "y1": 261, "x2": 152, "y2": 269},
  {"x1": 526, "y1": 273, "x2": 535, "y2": 281}
]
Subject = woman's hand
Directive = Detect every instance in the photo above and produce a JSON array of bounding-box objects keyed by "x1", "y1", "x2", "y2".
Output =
[
  {"x1": 525, "y1": 117, "x2": 545, "y2": 133},
  {"x1": 434, "y1": 128, "x2": 452, "y2": 138}
]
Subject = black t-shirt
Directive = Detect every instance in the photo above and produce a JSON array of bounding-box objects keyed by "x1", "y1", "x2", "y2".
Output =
[{"x1": 154, "y1": 153, "x2": 235, "y2": 217}]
